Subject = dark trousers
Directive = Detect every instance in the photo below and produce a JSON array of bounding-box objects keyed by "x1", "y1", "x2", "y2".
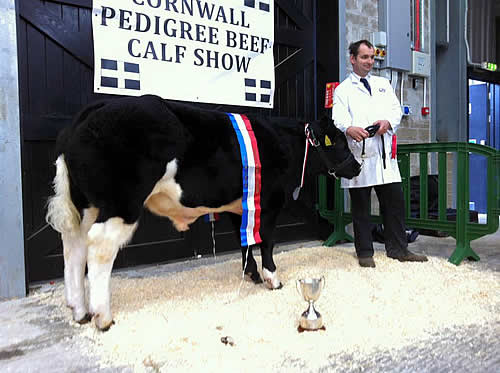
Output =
[{"x1": 348, "y1": 182, "x2": 408, "y2": 258}]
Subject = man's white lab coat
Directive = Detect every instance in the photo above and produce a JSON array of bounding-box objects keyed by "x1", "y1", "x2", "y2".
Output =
[{"x1": 332, "y1": 72, "x2": 403, "y2": 188}]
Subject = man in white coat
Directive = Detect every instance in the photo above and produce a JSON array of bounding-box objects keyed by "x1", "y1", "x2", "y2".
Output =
[{"x1": 332, "y1": 39, "x2": 428, "y2": 267}]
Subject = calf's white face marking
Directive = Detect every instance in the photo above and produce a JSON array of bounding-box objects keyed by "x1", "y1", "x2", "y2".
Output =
[{"x1": 145, "y1": 159, "x2": 243, "y2": 231}]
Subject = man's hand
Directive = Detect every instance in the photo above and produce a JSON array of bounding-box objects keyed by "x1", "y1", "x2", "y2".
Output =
[
  {"x1": 373, "y1": 120, "x2": 392, "y2": 135},
  {"x1": 346, "y1": 126, "x2": 370, "y2": 142}
]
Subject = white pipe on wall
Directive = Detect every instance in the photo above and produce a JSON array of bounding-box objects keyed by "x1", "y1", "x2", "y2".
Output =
[
  {"x1": 400, "y1": 72, "x2": 405, "y2": 104},
  {"x1": 423, "y1": 77, "x2": 427, "y2": 107},
  {"x1": 391, "y1": 69, "x2": 398, "y2": 92}
]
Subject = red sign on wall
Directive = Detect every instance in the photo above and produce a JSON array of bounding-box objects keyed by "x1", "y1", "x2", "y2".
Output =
[{"x1": 324, "y1": 82, "x2": 339, "y2": 108}]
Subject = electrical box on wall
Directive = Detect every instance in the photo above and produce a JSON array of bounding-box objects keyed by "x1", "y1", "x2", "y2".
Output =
[
  {"x1": 411, "y1": 51, "x2": 430, "y2": 77},
  {"x1": 371, "y1": 31, "x2": 387, "y2": 62},
  {"x1": 378, "y1": 0, "x2": 411, "y2": 71},
  {"x1": 370, "y1": 31, "x2": 387, "y2": 47}
]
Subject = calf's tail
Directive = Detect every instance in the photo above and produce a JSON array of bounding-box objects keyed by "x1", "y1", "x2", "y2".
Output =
[{"x1": 46, "y1": 154, "x2": 81, "y2": 234}]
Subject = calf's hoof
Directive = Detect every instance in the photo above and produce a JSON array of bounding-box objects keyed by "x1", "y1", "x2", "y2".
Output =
[
  {"x1": 69, "y1": 305, "x2": 91, "y2": 325},
  {"x1": 94, "y1": 314, "x2": 115, "y2": 331},
  {"x1": 262, "y1": 268, "x2": 282, "y2": 289},
  {"x1": 244, "y1": 271, "x2": 263, "y2": 284},
  {"x1": 75, "y1": 312, "x2": 92, "y2": 325},
  {"x1": 265, "y1": 280, "x2": 283, "y2": 290}
]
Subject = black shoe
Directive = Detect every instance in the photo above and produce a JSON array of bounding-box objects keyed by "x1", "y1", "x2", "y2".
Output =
[
  {"x1": 389, "y1": 250, "x2": 428, "y2": 262},
  {"x1": 358, "y1": 257, "x2": 376, "y2": 267}
]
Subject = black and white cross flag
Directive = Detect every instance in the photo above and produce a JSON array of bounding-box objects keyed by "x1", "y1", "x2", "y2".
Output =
[
  {"x1": 244, "y1": 78, "x2": 272, "y2": 104},
  {"x1": 244, "y1": 0, "x2": 271, "y2": 12},
  {"x1": 99, "y1": 59, "x2": 141, "y2": 91}
]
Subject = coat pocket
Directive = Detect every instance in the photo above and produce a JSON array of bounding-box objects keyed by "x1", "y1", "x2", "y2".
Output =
[
  {"x1": 361, "y1": 137, "x2": 379, "y2": 157},
  {"x1": 347, "y1": 138, "x2": 363, "y2": 158},
  {"x1": 348, "y1": 136, "x2": 379, "y2": 158}
]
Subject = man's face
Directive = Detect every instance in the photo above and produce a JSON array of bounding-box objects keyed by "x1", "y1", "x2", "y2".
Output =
[{"x1": 350, "y1": 44, "x2": 375, "y2": 77}]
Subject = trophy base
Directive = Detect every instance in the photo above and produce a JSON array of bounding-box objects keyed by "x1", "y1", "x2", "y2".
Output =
[
  {"x1": 299, "y1": 313, "x2": 323, "y2": 331},
  {"x1": 297, "y1": 324, "x2": 326, "y2": 333}
]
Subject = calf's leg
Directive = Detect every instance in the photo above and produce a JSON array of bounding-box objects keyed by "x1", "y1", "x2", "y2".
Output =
[
  {"x1": 62, "y1": 207, "x2": 98, "y2": 323},
  {"x1": 87, "y1": 217, "x2": 137, "y2": 330},
  {"x1": 260, "y1": 240, "x2": 282, "y2": 289},
  {"x1": 229, "y1": 214, "x2": 262, "y2": 283},
  {"x1": 241, "y1": 245, "x2": 263, "y2": 284},
  {"x1": 259, "y1": 210, "x2": 282, "y2": 289}
]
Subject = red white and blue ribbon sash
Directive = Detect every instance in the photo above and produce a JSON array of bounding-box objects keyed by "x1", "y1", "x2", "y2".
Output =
[{"x1": 227, "y1": 113, "x2": 262, "y2": 247}]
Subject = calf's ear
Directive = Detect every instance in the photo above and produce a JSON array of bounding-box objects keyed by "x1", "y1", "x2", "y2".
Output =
[
  {"x1": 328, "y1": 118, "x2": 344, "y2": 132},
  {"x1": 320, "y1": 115, "x2": 335, "y2": 129},
  {"x1": 313, "y1": 114, "x2": 328, "y2": 130}
]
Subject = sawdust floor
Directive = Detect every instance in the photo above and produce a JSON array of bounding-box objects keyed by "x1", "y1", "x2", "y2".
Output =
[{"x1": 37, "y1": 245, "x2": 500, "y2": 372}]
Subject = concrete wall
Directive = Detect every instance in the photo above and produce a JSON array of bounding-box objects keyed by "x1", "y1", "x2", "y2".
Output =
[{"x1": 0, "y1": 0, "x2": 26, "y2": 299}]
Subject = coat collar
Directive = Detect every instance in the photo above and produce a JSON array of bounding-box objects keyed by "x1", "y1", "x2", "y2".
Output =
[
  {"x1": 350, "y1": 72, "x2": 373, "y2": 94},
  {"x1": 350, "y1": 71, "x2": 371, "y2": 82}
]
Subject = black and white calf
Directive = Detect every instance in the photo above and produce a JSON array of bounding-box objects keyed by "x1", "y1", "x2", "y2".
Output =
[{"x1": 46, "y1": 95, "x2": 361, "y2": 330}]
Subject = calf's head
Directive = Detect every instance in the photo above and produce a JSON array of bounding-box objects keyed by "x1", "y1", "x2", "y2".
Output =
[{"x1": 307, "y1": 116, "x2": 361, "y2": 179}]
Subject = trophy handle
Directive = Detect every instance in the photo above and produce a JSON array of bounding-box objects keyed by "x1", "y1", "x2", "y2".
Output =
[{"x1": 320, "y1": 276, "x2": 326, "y2": 292}]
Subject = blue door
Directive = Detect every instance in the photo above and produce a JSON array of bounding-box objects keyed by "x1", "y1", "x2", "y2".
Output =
[
  {"x1": 468, "y1": 83, "x2": 488, "y2": 213},
  {"x1": 490, "y1": 84, "x2": 500, "y2": 150}
]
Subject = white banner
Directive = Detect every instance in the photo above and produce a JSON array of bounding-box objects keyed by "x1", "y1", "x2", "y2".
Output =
[{"x1": 92, "y1": 0, "x2": 275, "y2": 108}]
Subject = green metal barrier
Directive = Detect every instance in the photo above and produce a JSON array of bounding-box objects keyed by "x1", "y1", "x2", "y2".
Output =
[{"x1": 318, "y1": 142, "x2": 500, "y2": 265}]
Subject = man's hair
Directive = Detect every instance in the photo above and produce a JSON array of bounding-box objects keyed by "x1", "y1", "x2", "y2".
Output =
[{"x1": 349, "y1": 40, "x2": 374, "y2": 57}]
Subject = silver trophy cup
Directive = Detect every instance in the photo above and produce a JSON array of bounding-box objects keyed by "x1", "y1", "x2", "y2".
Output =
[{"x1": 296, "y1": 277, "x2": 325, "y2": 330}]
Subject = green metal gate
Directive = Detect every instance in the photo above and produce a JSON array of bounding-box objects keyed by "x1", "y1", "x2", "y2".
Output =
[{"x1": 318, "y1": 142, "x2": 500, "y2": 265}]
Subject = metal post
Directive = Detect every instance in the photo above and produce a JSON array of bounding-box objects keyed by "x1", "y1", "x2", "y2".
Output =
[
  {"x1": 322, "y1": 178, "x2": 353, "y2": 246},
  {"x1": 419, "y1": 152, "x2": 429, "y2": 219},
  {"x1": 0, "y1": 0, "x2": 26, "y2": 298},
  {"x1": 449, "y1": 143, "x2": 480, "y2": 264}
]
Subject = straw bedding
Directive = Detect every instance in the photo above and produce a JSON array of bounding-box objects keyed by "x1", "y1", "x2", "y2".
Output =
[{"x1": 38, "y1": 245, "x2": 499, "y2": 372}]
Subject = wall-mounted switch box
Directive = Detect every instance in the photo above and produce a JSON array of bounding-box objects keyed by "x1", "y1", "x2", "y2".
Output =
[
  {"x1": 411, "y1": 51, "x2": 431, "y2": 77},
  {"x1": 370, "y1": 31, "x2": 387, "y2": 47},
  {"x1": 374, "y1": 47, "x2": 386, "y2": 60},
  {"x1": 378, "y1": 0, "x2": 411, "y2": 71}
]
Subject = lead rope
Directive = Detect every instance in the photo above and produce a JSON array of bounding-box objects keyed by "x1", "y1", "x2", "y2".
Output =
[
  {"x1": 220, "y1": 246, "x2": 249, "y2": 321},
  {"x1": 381, "y1": 135, "x2": 386, "y2": 169},
  {"x1": 223, "y1": 246, "x2": 250, "y2": 304},
  {"x1": 293, "y1": 123, "x2": 314, "y2": 200},
  {"x1": 237, "y1": 246, "x2": 250, "y2": 297},
  {"x1": 210, "y1": 223, "x2": 247, "y2": 300},
  {"x1": 211, "y1": 221, "x2": 216, "y2": 260},
  {"x1": 222, "y1": 246, "x2": 251, "y2": 305},
  {"x1": 361, "y1": 135, "x2": 386, "y2": 169}
]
